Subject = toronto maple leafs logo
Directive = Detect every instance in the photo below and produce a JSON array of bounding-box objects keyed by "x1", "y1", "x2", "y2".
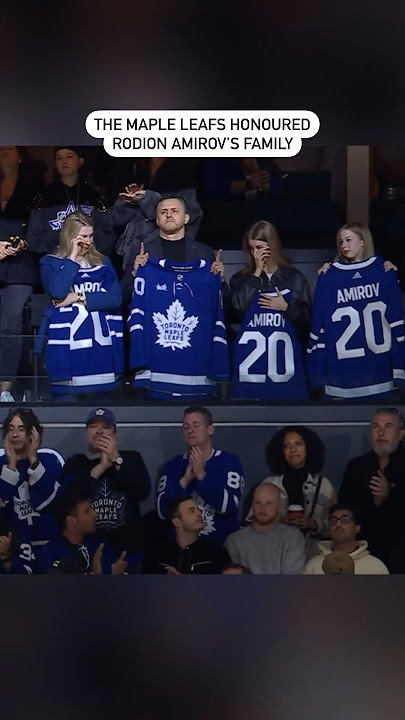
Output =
[
  {"x1": 153, "y1": 300, "x2": 198, "y2": 351},
  {"x1": 13, "y1": 483, "x2": 39, "y2": 525},
  {"x1": 49, "y1": 202, "x2": 94, "y2": 230},
  {"x1": 80, "y1": 204, "x2": 94, "y2": 215},
  {"x1": 92, "y1": 479, "x2": 126, "y2": 528},
  {"x1": 193, "y1": 493, "x2": 216, "y2": 537}
]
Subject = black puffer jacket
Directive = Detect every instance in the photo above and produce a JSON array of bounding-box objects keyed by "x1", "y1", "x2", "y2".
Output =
[{"x1": 230, "y1": 265, "x2": 312, "y2": 345}]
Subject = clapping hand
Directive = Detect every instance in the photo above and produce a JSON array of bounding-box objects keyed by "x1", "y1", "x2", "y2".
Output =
[
  {"x1": 0, "y1": 531, "x2": 12, "y2": 561},
  {"x1": 28, "y1": 427, "x2": 40, "y2": 466},
  {"x1": 369, "y1": 470, "x2": 390, "y2": 505},
  {"x1": 189, "y1": 446, "x2": 206, "y2": 481}
]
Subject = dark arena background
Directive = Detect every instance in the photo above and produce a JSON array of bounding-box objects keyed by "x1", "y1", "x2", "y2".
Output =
[{"x1": 4, "y1": 1, "x2": 405, "y2": 712}]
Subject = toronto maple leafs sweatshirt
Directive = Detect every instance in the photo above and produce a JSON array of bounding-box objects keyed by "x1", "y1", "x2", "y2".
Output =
[{"x1": 62, "y1": 450, "x2": 151, "y2": 554}]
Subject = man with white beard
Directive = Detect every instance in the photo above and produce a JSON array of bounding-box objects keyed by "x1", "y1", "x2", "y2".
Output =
[{"x1": 339, "y1": 408, "x2": 405, "y2": 566}]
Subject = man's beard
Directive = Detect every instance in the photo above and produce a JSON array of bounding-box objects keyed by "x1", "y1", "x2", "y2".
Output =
[{"x1": 373, "y1": 441, "x2": 398, "y2": 456}]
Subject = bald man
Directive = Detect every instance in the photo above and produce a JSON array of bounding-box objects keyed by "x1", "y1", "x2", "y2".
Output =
[{"x1": 225, "y1": 483, "x2": 306, "y2": 574}]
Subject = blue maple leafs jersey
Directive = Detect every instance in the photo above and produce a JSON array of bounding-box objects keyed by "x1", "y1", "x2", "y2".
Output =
[
  {"x1": 231, "y1": 289, "x2": 309, "y2": 400},
  {"x1": 40, "y1": 257, "x2": 124, "y2": 394},
  {"x1": 128, "y1": 258, "x2": 229, "y2": 399},
  {"x1": 157, "y1": 449, "x2": 244, "y2": 544},
  {"x1": 307, "y1": 257, "x2": 405, "y2": 398},
  {"x1": 0, "y1": 448, "x2": 64, "y2": 551}
]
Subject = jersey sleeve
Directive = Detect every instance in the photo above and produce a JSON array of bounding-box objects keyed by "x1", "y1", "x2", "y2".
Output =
[
  {"x1": 382, "y1": 269, "x2": 405, "y2": 384},
  {"x1": 84, "y1": 259, "x2": 122, "y2": 312},
  {"x1": 40, "y1": 256, "x2": 80, "y2": 299},
  {"x1": 0, "y1": 507, "x2": 36, "y2": 574},
  {"x1": 306, "y1": 274, "x2": 327, "y2": 389},
  {"x1": 208, "y1": 276, "x2": 229, "y2": 382},
  {"x1": 128, "y1": 264, "x2": 148, "y2": 373},
  {"x1": 28, "y1": 454, "x2": 62, "y2": 512},
  {"x1": 194, "y1": 453, "x2": 244, "y2": 516},
  {"x1": 156, "y1": 456, "x2": 189, "y2": 520}
]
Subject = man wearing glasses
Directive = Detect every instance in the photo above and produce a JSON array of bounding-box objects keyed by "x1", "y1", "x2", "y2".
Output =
[
  {"x1": 338, "y1": 407, "x2": 405, "y2": 566},
  {"x1": 303, "y1": 504, "x2": 389, "y2": 574}
]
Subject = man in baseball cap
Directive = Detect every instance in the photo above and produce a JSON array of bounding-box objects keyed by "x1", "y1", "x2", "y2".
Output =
[
  {"x1": 85, "y1": 407, "x2": 117, "y2": 429},
  {"x1": 62, "y1": 408, "x2": 151, "y2": 573}
]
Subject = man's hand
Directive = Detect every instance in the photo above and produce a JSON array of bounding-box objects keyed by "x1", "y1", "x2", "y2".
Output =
[
  {"x1": 369, "y1": 470, "x2": 391, "y2": 505},
  {"x1": 91, "y1": 543, "x2": 104, "y2": 575},
  {"x1": 211, "y1": 249, "x2": 224, "y2": 279},
  {"x1": 111, "y1": 551, "x2": 127, "y2": 575},
  {"x1": 179, "y1": 463, "x2": 195, "y2": 489},
  {"x1": 28, "y1": 427, "x2": 41, "y2": 466},
  {"x1": 0, "y1": 531, "x2": 12, "y2": 561},
  {"x1": 119, "y1": 183, "x2": 146, "y2": 203},
  {"x1": 93, "y1": 435, "x2": 119, "y2": 464},
  {"x1": 189, "y1": 447, "x2": 206, "y2": 481},
  {"x1": 132, "y1": 241, "x2": 149, "y2": 277},
  {"x1": 258, "y1": 287, "x2": 288, "y2": 313},
  {"x1": 165, "y1": 565, "x2": 181, "y2": 575},
  {"x1": 4, "y1": 435, "x2": 17, "y2": 470}
]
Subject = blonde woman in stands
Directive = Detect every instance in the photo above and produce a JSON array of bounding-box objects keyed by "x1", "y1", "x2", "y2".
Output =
[{"x1": 318, "y1": 222, "x2": 396, "y2": 274}]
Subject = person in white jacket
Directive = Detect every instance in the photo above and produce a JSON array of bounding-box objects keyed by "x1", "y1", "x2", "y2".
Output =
[
  {"x1": 303, "y1": 503, "x2": 389, "y2": 574},
  {"x1": 243, "y1": 425, "x2": 337, "y2": 559}
]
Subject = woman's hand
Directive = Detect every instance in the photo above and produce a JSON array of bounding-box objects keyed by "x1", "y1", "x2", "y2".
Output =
[
  {"x1": 384, "y1": 260, "x2": 398, "y2": 272},
  {"x1": 52, "y1": 292, "x2": 80, "y2": 308},
  {"x1": 0, "y1": 241, "x2": 19, "y2": 260},
  {"x1": 258, "y1": 288, "x2": 288, "y2": 312},
  {"x1": 318, "y1": 262, "x2": 331, "y2": 275},
  {"x1": 253, "y1": 246, "x2": 271, "y2": 275},
  {"x1": 28, "y1": 427, "x2": 40, "y2": 467},
  {"x1": 68, "y1": 236, "x2": 85, "y2": 262},
  {"x1": 283, "y1": 514, "x2": 317, "y2": 532}
]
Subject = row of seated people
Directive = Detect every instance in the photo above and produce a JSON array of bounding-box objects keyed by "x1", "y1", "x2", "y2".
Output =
[
  {"x1": 0, "y1": 404, "x2": 404, "y2": 574},
  {"x1": 1, "y1": 145, "x2": 404, "y2": 403}
]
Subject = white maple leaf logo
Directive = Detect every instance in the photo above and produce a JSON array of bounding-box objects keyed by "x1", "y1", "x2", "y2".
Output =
[{"x1": 153, "y1": 299, "x2": 199, "y2": 351}]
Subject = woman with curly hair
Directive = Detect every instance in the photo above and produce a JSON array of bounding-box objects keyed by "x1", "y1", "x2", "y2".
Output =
[{"x1": 244, "y1": 426, "x2": 337, "y2": 555}]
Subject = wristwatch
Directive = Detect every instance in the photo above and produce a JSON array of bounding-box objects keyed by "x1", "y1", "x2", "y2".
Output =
[
  {"x1": 77, "y1": 292, "x2": 86, "y2": 305},
  {"x1": 113, "y1": 456, "x2": 123, "y2": 466}
]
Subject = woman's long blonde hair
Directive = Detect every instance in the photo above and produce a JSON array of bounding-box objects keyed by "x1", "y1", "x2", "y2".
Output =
[
  {"x1": 242, "y1": 220, "x2": 290, "y2": 274},
  {"x1": 336, "y1": 222, "x2": 375, "y2": 262},
  {"x1": 54, "y1": 211, "x2": 104, "y2": 265}
]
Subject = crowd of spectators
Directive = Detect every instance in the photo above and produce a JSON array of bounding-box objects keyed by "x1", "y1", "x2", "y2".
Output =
[
  {"x1": 0, "y1": 403, "x2": 402, "y2": 575},
  {"x1": 1, "y1": 145, "x2": 403, "y2": 404}
]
